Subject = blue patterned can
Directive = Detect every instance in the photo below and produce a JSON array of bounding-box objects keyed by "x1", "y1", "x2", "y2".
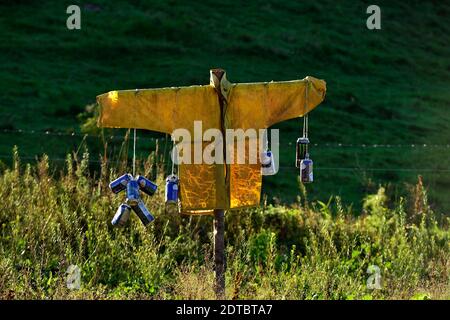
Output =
[
  {"x1": 165, "y1": 174, "x2": 179, "y2": 204},
  {"x1": 296, "y1": 137, "x2": 310, "y2": 168},
  {"x1": 131, "y1": 199, "x2": 155, "y2": 225},
  {"x1": 136, "y1": 175, "x2": 158, "y2": 196},
  {"x1": 126, "y1": 179, "x2": 140, "y2": 206},
  {"x1": 261, "y1": 150, "x2": 277, "y2": 176},
  {"x1": 300, "y1": 155, "x2": 313, "y2": 183},
  {"x1": 111, "y1": 203, "x2": 131, "y2": 227},
  {"x1": 109, "y1": 173, "x2": 132, "y2": 194}
]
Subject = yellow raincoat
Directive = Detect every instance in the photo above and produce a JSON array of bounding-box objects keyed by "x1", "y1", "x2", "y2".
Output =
[{"x1": 97, "y1": 70, "x2": 326, "y2": 215}]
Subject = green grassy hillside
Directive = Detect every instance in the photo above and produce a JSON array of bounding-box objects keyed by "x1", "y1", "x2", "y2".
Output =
[
  {"x1": 0, "y1": 154, "x2": 448, "y2": 299},
  {"x1": 0, "y1": 0, "x2": 449, "y2": 211}
]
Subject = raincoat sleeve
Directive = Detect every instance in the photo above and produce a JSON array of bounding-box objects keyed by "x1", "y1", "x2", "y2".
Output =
[
  {"x1": 96, "y1": 85, "x2": 220, "y2": 134},
  {"x1": 226, "y1": 76, "x2": 326, "y2": 130},
  {"x1": 264, "y1": 76, "x2": 326, "y2": 127}
]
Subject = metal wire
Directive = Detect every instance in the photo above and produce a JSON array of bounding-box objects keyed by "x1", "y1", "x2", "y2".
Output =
[
  {"x1": 171, "y1": 140, "x2": 176, "y2": 175},
  {"x1": 1, "y1": 128, "x2": 449, "y2": 149},
  {"x1": 132, "y1": 128, "x2": 136, "y2": 176},
  {"x1": 0, "y1": 128, "x2": 166, "y2": 141},
  {"x1": 1, "y1": 153, "x2": 450, "y2": 174}
]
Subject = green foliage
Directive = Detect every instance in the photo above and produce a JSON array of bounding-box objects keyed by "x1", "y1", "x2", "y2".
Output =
[
  {"x1": 410, "y1": 293, "x2": 431, "y2": 300},
  {"x1": 0, "y1": 150, "x2": 448, "y2": 299},
  {"x1": 1, "y1": 0, "x2": 450, "y2": 211}
]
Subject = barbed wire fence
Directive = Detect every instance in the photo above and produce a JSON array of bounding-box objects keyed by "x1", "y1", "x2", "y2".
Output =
[
  {"x1": 2, "y1": 127, "x2": 450, "y2": 205},
  {"x1": 1, "y1": 128, "x2": 450, "y2": 173}
]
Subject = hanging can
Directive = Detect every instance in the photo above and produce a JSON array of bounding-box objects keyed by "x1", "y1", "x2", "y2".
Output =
[
  {"x1": 165, "y1": 174, "x2": 179, "y2": 204},
  {"x1": 131, "y1": 199, "x2": 154, "y2": 225},
  {"x1": 300, "y1": 154, "x2": 313, "y2": 183},
  {"x1": 136, "y1": 175, "x2": 158, "y2": 196},
  {"x1": 126, "y1": 179, "x2": 140, "y2": 206},
  {"x1": 109, "y1": 173, "x2": 132, "y2": 194},
  {"x1": 296, "y1": 137, "x2": 310, "y2": 168},
  {"x1": 111, "y1": 203, "x2": 131, "y2": 227},
  {"x1": 261, "y1": 150, "x2": 277, "y2": 176}
]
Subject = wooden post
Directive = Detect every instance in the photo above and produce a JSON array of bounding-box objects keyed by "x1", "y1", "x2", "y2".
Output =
[
  {"x1": 213, "y1": 209, "x2": 225, "y2": 299},
  {"x1": 210, "y1": 68, "x2": 230, "y2": 299}
]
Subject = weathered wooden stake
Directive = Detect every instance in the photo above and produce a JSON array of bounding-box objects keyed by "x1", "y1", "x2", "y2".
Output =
[
  {"x1": 210, "y1": 68, "x2": 229, "y2": 299},
  {"x1": 213, "y1": 209, "x2": 226, "y2": 299}
]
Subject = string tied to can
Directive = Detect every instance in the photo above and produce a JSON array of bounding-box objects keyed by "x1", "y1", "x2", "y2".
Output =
[{"x1": 108, "y1": 128, "x2": 158, "y2": 227}]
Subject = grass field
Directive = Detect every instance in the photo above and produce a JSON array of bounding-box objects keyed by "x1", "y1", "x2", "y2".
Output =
[
  {"x1": 1, "y1": 0, "x2": 449, "y2": 211},
  {"x1": 0, "y1": 153, "x2": 448, "y2": 299}
]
